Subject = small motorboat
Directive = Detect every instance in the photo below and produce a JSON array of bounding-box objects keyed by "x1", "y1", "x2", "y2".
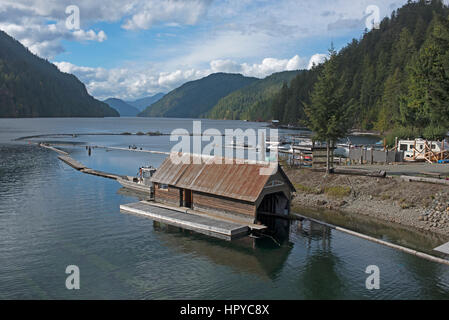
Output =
[{"x1": 117, "y1": 166, "x2": 156, "y2": 197}]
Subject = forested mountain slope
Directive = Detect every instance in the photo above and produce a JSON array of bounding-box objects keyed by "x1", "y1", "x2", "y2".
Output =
[{"x1": 0, "y1": 31, "x2": 118, "y2": 118}]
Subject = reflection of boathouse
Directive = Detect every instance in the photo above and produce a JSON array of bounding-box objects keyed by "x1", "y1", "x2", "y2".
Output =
[
  {"x1": 153, "y1": 222, "x2": 293, "y2": 280},
  {"x1": 150, "y1": 153, "x2": 296, "y2": 226}
]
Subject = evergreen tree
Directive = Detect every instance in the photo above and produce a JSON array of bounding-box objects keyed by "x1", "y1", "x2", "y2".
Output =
[
  {"x1": 403, "y1": 13, "x2": 449, "y2": 130},
  {"x1": 271, "y1": 82, "x2": 288, "y2": 120},
  {"x1": 305, "y1": 48, "x2": 354, "y2": 173},
  {"x1": 375, "y1": 69, "x2": 403, "y2": 132}
]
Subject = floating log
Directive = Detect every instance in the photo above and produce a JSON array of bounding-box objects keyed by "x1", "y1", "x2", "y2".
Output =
[
  {"x1": 293, "y1": 212, "x2": 449, "y2": 266},
  {"x1": 58, "y1": 155, "x2": 86, "y2": 171},
  {"x1": 39, "y1": 144, "x2": 69, "y2": 156},
  {"x1": 92, "y1": 145, "x2": 170, "y2": 155},
  {"x1": 57, "y1": 155, "x2": 126, "y2": 180},
  {"x1": 401, "y1": 175, "x2": 449, "y2": 186}
]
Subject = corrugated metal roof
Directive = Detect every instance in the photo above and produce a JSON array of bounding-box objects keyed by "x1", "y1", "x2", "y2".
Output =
[{"x1": 151, "y1": 153, "x2": 284, "y2": 202}]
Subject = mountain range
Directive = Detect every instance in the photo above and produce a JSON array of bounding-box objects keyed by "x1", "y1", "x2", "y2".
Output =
[
  {"x1": 103, "y1": 98, "x2": 140, "y2": 117},
  {"x1": 0, "y1": 30, "x2": 118, "y2": 118},
  {"x1": 206, "y1": 70, "x2": 302, "y2": 120},
  {"x1": 3, "y1": 0, "x2": 447, "y2": 130},
  {"x1": 103, "y1": 93, "x2": 165, "y2": 116},
  {"x1": 127, "y1": 93, "x2": 165, "y2": 111},
  {"x1": 138, "y1": 73, "x2": 258, "y2": 118}
]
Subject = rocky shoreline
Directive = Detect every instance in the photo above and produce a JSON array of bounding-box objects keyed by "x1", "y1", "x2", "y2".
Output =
[{"x1": 284, "y1": 167, "x2": 449, "y2": 238}]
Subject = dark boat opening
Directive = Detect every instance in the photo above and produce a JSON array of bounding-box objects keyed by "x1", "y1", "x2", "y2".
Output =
[{"x1": 256, "y1": 192, "x2": 290, "y2": 237}]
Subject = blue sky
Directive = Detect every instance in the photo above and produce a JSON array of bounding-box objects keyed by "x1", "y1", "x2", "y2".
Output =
[{"x1": 0, "y1": 0, "x2": 409, "y2": 100}]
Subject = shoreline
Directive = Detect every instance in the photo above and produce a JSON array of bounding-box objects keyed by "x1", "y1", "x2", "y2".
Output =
[
  {"x1": 285, "y1": 167, "x2": 449, "y2": 239},
  {"x1": 292, "y1": 211, "x2": 449, "y2": 266}
]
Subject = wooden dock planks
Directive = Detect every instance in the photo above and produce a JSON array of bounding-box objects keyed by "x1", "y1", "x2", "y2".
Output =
[{"x1": 120, "y1": 201, "x2": 250, "y2": 240}]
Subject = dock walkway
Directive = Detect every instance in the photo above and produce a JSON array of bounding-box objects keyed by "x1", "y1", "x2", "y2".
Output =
[
  {"x1": 58, "y1": 155, "x2": 126, "y2": 180},
  {"x1": 120, "y1": 201, "x2": 250, "y2": 240}
]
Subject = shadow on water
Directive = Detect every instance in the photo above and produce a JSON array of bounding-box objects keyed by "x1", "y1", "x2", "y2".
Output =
[{"x1": 150, "y1": 219, "x2": 293, "y2": 281}]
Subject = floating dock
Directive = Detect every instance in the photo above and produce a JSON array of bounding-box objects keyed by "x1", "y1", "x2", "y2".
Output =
[
  {"x1": 58, "y1": 155, "x2": 126, "y2": 180},
  {"x1": 120, "y1": 201, "x2": 251, "y2": 240},
  {"x1": 434, "y1": 242, "x2": 449, "y2": 255}
]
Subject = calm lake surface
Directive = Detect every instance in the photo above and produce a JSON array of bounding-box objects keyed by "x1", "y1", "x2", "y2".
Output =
[{"x1": 0, "y1": 117, "x2": 448, "y2": 299}]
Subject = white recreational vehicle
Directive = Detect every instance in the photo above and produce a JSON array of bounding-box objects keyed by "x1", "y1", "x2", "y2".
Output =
[{"x1": 398, "y1": 138, "x2": 447, "y2": 161}]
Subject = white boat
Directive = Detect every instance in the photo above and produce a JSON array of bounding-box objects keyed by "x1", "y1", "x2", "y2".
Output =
[
  {"x1": 117, "y1": 166, "x2": 156, "y2": 197},
  {"x1": 291, "y1": 138, "x2": 314, "y2": 152},
  {"x1": 266, "y1": 140, "x2": 280, "y2": 151},
  {"x1": 336, "y1": 138, "x2": 354, "y2": 157}
]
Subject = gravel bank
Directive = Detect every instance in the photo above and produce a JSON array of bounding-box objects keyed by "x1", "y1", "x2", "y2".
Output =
[{"x1": 284, "y1": 167, "x2": 449, "y2": 237}]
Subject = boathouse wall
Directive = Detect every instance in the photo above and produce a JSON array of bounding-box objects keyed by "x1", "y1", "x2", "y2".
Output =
[
  {"x1": 192, "y1": 191, "x2": 256, "y2": 220},
  {"x1": 154, "y1": 184, "x2": 181, "y2": 206}
]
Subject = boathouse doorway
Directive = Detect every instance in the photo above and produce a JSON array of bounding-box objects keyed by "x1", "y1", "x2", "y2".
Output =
[
  {"x1": 256, "y1": 192, "x2": 289, "y2": 231},
  {"x1": 183, "y1": 189, "x2": 193, "y2": 208}
]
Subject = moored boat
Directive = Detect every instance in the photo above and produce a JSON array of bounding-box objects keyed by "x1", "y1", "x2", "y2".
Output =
[{"x1": 117, "y1": 166, "x2": 156, "y2": 197}]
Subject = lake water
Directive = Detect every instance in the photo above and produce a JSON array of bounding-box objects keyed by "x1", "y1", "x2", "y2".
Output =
[{"x1": 0, "y1": 118, "x2": 448, "y2": 299}]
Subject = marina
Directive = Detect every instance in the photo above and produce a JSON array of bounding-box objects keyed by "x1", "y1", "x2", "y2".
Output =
[
  {"x1": 2, "y1": 0, "x2": 449, "y2": 302},
  {"x1": 1, "y1": 117, "x2": 448, "y2": 299},
  {"x1": 47, "y1": 139, "x2": 449, "y2": 265}
]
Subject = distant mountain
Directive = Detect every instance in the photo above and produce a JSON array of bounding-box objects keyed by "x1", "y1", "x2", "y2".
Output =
[
  {"x1": 0, "y1": 30, "x2": 118, "y2": 118},
  {"x1": 207, "y1": 70, "x2": 302, "y2": 120},
  {"x1": 127, "y1": 93, "x2": 165, "y2": 111},
  {"x1": 138, "y1": 73, "x2": 258, "y2": 118},
  {"x1": 104, "y1": 98, "x2": 140, "y2": 117}
]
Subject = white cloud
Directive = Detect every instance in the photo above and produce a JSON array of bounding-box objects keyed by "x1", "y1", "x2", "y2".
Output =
[
  {"x1": 0, "y1": 0, "x2": 108, "y2": 59},
  {"x1": 307, "y1": 54, "x2": 328, "y2": 70},
  {"x1": 122, "y1": 0, "x2": 212, "y2": 30},
  {"x1": 1, "y1": 0, "x2": 406, "y2": 98},
  {"x1": 0, "y1": 0, "x2": 211, "y2": 58},
  {"x1": 55, "y1": 54, "x2": 307, "y2": 100},
  {"x1": 0, "y1": 0, "x2": 404, "y2": 60},
  {"x1": 0, "y1": 21, "x2": 107, "y2": 58},
  {"x1": 209, "y1": 55, "x2": 304, "y2": 78}
]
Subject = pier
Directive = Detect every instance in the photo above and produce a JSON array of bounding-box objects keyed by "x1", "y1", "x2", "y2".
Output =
[{"x1": 120, "y1": 201, "x2": 251, "y2": 240}]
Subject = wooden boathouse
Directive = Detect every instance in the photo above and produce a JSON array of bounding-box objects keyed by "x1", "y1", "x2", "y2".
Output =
[{"x1": 150, "y1": 153, "x2": 296, "y2": 226}]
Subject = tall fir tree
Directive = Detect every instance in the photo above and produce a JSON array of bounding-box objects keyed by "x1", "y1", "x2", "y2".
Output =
[
  {"x1": 375, "y1": 69, "x2": 403, "y2": 132},
  {"x1": 305, "y1": 47, "x2": 354, "y2": 173},
  {"x1": 403, "y1": 13, "x2": 449, "y2": 130}
]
